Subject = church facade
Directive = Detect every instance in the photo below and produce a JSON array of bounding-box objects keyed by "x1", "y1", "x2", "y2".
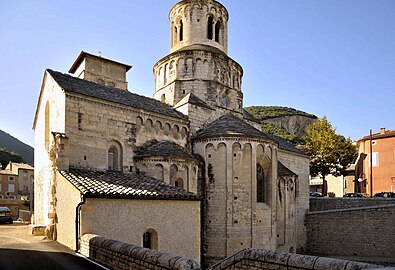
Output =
[{"x1": 33, "y1": 0, "x2": 309, "y2": 266}]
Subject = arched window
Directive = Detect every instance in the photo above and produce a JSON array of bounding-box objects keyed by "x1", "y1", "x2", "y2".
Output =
[
  {"x1": 108, "y1": 142, "x2": 122, "y2": 171},
  {"x1": 175, "y1": 178, "x2": 184, "y2": 188},
  {"x1": 164, "y1": 64, "x2": 168, "y2": 84},
  {"x1": 215, "y1": 21, "x2": 221, "y2": 42},
  {"x1": 179, "y1": 20, "x2": 183, "y2": 41},
  {"x1": 143, "y1": 229, "x2": 158, "y2": 250},
  {"x1": 207, "y1": 17, "x2": 213, "y2": 39},
  {"x1": 257, "y1": 163, "x2": 265, "y2": 203},
  {"x1": 44, "y1": 101, "x2": 50, "y2": 150}
]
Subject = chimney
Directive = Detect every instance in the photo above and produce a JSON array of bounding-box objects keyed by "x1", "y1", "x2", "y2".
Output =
[
  {"x1": 380, "y1": 128, "x2": 386, "y2": 134},
  {"x1": 68, "y1": 51, "x2": 132, "y2": 90}
]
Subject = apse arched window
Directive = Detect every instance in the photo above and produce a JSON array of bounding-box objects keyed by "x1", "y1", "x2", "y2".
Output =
[
  {"x1": 215, "y1": 21, "x2": 221, "y2": 42},
  {"x1": 257, "y1": 163, "x2": 265, "y2": 203},
  {"x1": 179, "y1": 20, "x2": 183, "y2": 41},
  {"x1": 207, "y1": 16, "x2": 213, "y2": 39},
  {"x1": 143, "y1": 229, "x2": 158, "y2": 250},
  {"x1": 107, "y1": 142, "x2": 122, "y2": 171}
]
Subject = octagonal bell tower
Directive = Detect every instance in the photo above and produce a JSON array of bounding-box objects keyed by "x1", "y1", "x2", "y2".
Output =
[
  {"x1": 169, "y1": 0, "x2": 228, "y2": 54},
  {"x1": 154, "y1": 0, "x2": 244, "y2": 132}
]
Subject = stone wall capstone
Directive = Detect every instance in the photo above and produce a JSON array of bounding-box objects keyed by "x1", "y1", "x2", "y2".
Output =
[
  {"x1": 310, "y1": 197, "x2": 395, "y2": 212},
  {"x1": 80, "y1": 234, "x2": 200, "y2": 270},
  {"x1": 206, "y1": 248, "x2": 391, "y2": 270}
]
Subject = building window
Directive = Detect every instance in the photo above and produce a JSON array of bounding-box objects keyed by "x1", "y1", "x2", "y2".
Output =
[
  {"x1": 369, "y1": 152, "x2": 379, "y2": 167},
  {"x1": 143, "y1": 232, "x2": 152, "y2": 249},
  {"x1": 207, "y1": 16, "x2": 213, "y2": 39},
  {"x1": 257, "y1": 163, "x2": 265, "y2": 203},
  {"x1": 8, "y1": 176, "x2": 14, "y2": 181},
  {"x1": 8, "y1": 184, "x2": 15, "y2": 193},
  {"x1": 142, "y1": 229, "x2": 158, "y2": 250}
]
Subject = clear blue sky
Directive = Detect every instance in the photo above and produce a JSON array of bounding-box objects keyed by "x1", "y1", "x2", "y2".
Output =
[{"x1": 1, "y1": 0, "x2": 394, "y2": 147}]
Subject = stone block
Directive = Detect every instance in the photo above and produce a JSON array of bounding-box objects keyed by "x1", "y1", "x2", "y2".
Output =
[{"x1": 29, "y1": 224, "x2": 46, "y2": 236}]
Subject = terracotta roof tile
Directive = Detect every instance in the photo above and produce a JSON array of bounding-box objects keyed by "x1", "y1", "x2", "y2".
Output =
[
  {"x1": 47, "y1": 69, "x2": 187, "y2": 120},
  {"x1": 193, "y1": 113, "x2": 271, "y2": 140},
  {"x1": 134, "y1": 140, "x2": 196, "y2": 161},
  {"x1": 60, "y1": 168, "x2": 199, "y2": 200}
]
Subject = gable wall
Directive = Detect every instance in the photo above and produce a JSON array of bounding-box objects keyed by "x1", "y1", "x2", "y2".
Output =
[
  {"x1": 64, "y1": 94, "x2": 189, "y2": 171},
  {"x1": 81, "y1": 198, "x2": 201, "y2": 262},
  {"x1": 34, "y1": 75, "x2": 66, "y2": 225}
]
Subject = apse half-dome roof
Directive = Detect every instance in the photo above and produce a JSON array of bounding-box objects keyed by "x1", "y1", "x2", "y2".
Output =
[
  {"x1": 134, "y1": 140, "x2": 196, "y2": 161},
  {"x1": 193, "y1": 114, "x2": 272, "y2": 141}
]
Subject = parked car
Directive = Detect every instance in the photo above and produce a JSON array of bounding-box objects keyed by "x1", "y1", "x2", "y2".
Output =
[
  {"x1": 310, "y1": 191, "x2": 323, "y2": 197},
  {"x1": 0, "y1": 207, "x2": 13, "y2": 224},
  {"x1": 373, "y1": 192, "x2": 395, "y2": 198},
  {"x1": 343, "y1": 192, "x2": 369, "y2": 198}
]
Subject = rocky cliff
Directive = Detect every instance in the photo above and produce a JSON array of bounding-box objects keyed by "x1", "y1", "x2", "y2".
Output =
[{"x1": 244, "y1": 106, "x2": 317, "y2": 144}]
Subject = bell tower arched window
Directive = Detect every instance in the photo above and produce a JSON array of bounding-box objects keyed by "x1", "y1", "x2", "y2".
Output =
[
  {"x1": 207, "y1": 16, "x2": 213, "y2": 40},
  {"x1": 215, "y1": 21, "x2": 221, "y2": 42},
  {"x1": 179, "y1": 20, "x2": 183, "y2": 41}
]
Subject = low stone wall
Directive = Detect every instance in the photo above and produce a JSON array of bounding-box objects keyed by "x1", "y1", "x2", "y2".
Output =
[
  {"x1": 80, "y1": 234, "x2": 200, "y2": 270},
  {"x1": 310, "y1": 197, "x2": 395, "y2": 212},
  {"x1": 207, "y1": 248, "x2": 391, "y2": 270},
  {"x1": 306, "y1": 205, "x2": 395, "y2": 259},
  {"x1": 0, "y1": 199, "x2": 29, "y2": 220}
]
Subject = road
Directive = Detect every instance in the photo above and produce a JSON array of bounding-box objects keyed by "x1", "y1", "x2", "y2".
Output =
[{"x1": 0, "y1": 223, "x2": 105, "y2": 270}]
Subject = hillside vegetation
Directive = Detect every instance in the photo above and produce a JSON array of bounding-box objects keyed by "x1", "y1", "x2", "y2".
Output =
[
  {"x1": 0, "y1": 129, "x2": 33, "y2": 165},
  {"x1": 245, "y1": 106, "x2": 316, "y2": 145},
  {"x1": 245, "y1": 106, "x2": 317, "y2": 120}
]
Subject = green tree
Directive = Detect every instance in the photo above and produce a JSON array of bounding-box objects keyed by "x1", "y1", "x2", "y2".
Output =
[
  {"x1": 0, "y1": 148, "x2": 24, "y2": 169},
  {"x1": 305, "y1": 117, "x2": 357, "y2": 195}
]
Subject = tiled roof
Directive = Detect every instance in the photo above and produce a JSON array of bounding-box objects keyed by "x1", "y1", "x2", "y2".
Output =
[
  {"x1": 134, "y1": 140, "x2": 196, "y2": 161},
  {"x1": 278, "y1": 162, "x2": 298, "y2": 177},
  {"x1": 174, "y1": 93, "x2": 214, "y2": 110},
  {"x1": 8, "y1": 163, "x2": 34, "y2": 171},
  {"x1": 193, "y1": 114, "x2": 271, "y2": 140},
  {"x1": 0, "y1": 170, "x2": 17, "y2": 176},
  {"x1": 360, "y1": 129, "x2": 395, "y2": 141},
  {"x1": 193, "y1": 114, "x2": 305, "y2": 155},
  {"x1": 47, "y1": 69, "x2": 187, "y2": 120},
  {"x1": 60, "y1": 168, "x2": 199, "y2": 200}
]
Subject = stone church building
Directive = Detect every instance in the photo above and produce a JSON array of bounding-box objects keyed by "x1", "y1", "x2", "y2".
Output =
[{"x1": 33, "y1": 0, "x2": 309, "y2": 266}]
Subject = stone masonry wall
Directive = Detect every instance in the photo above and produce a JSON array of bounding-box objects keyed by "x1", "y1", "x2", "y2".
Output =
[
  {"x1": 80, "y1": 234, "x2": 200, "y2": 270},
  {"x1": 310, "y1": 197, "x2": 395, "y2": 212},
  {"x1": 80, "y1": 235, "x2": 391, "y2": 270},
  {"x1": 306, "y1": 205, "x2": 395, "y2": 258},
  {"x1": 207, "y1": 248, "x2": 390, "y2": 270},
  {"x1": 278, "y1": 150, "x2": 309, "y2": 253}
]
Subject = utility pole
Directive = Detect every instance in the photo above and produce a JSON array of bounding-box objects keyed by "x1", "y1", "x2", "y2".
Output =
[{"x1": 369, "y1": 129, "x2": 373, "y2": 197}]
